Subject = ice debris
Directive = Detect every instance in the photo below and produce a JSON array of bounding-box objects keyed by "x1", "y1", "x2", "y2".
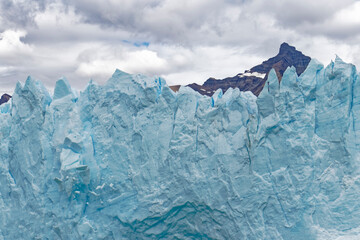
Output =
[{"x1": 0, "y1": 58, "x2": 360, "y2": 239}]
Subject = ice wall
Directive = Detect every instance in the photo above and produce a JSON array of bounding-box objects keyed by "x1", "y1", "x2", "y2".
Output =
[{"x1": 0, "y1": 58, "x2": 360, "y2": 239}]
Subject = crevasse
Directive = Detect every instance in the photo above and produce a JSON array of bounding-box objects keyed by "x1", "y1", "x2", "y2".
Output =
[{"x1": 0, "y1": 58, "x2": 360, "y2": 239}]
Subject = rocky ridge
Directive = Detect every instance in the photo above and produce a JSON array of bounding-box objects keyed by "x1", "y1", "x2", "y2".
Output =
[{"x1": 186, "y1": 42, "x2": 311, "y2": 96}]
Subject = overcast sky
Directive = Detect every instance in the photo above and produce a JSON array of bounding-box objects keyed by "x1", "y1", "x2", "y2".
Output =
[{"x1": 1, "y1": 0, "x2": 360, "y2": 94}]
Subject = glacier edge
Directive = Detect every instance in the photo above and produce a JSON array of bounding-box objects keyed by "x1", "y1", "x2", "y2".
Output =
[{"x1": 0, "y1": 58, "x2": 360, "y2": 239}]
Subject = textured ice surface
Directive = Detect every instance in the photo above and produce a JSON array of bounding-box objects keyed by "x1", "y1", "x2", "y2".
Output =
[{"x1": 1, "y1": 58, "x2": 360, "y2": 239}]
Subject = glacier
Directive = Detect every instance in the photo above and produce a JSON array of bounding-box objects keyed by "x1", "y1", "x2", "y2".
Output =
[{"x1": 0, "y1": 57, "x2": 360, "y2": 239}]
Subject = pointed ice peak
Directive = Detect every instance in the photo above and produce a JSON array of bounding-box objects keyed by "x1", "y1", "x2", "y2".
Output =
[
  {"x1": 14, "y1": 81, "x2": 24, "y2": 93},
  {"x1": 105, "y1": 69, "x2": 169, "y2": 102},
  {"x1": 280, "y1": 66, "x2": 298, "y2": 92},
  {"x1": 326, "y1": 55, "x2": 355, "y2": 73},
  {"x1": 282, "y1": 66, "x2": 297, "y2": 79},
  {"x1": 112, "y1": 69, "x2": 131, "y2": 78},
  {"x1": 335, "y1": 54, "x2": 343, "y2": 63},
  {"x1": 331, "y1": 55, "x2": 353, "y2": 70},
  {"x1": 24, "y1": 75, "x2": 35, "y2": 88},
  {"x1": 106, "y1": 69, "x2": 134, "y2": 87},
  {"x1": 85, "y1": 79, "x2": 97, "y2": 89},
  {"x1": 23, "y1": 75, "x2": 50, "y2": 98},
  {"x1": 257, "y1": 69, "x2": 279, "y2": 100},
  {"x1": 110, "y1": 69, "x2": 140, "y2": 85},
  {"x1": 268, "y1": 69, "x2": 280, "y2": 87},
  {"x1": 306, "y1": 58, "x2": 324, "y2": 70},
  {"x1": 54, "y1": 77, "x2": 75, "y2": 100},
  {"x1": 211, "y1": 88, "x2": 223, "y2": 106},
  {"x1": 213, "y1": 88, "x2": 223, "y2": 99},
  {"x1": 13, "y1": 75, "x2": 52, "y2": 110},
  {"x1": 299, "y1": 59, "x2": 323, "y2": 93}
]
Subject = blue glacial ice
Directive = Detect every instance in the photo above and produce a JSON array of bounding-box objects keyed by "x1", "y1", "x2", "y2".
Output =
[{"x1": 1, "y1": 57, "x2": 360, "y2": 239}]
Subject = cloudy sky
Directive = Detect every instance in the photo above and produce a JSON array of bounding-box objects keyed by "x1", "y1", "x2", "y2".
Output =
[{"x1": 1, "y1": 0, "x2": 360, "y2": 94}]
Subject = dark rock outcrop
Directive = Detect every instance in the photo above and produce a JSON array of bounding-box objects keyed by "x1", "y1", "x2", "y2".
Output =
[
  {"x1": 169, "y1": 85, "x2": 181, "y2": 92},
  {"x1": 0, "y1": 94, "x2": 11, "y2": 105}
]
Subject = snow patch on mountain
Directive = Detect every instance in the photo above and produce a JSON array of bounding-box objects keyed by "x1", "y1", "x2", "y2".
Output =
[{"x1": 238, "y1": 71, "x2": 266, "y2": 78}]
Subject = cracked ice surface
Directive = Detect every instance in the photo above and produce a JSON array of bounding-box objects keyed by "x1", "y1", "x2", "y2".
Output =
[{"x1": 0, "y1": 58, "x2": 360, "y2": 239}]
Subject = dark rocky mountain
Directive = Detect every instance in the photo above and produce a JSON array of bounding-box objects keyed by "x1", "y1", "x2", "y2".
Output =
[
  {"x1": 169, "y1": 85, "x2": 181, "y2": 92},
  {"x1": 186, "y1": 42, "x2": 311, "y2": 96},
  {"x1": 0, "y1": 94, "x2": 11, "y2": 105}
]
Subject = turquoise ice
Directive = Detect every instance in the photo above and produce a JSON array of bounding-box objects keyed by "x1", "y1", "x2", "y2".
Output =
[{"x1": 0, "y1": 57, "x2": 360, "y2": 239}]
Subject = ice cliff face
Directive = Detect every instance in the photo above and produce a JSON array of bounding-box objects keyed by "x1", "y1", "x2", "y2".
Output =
[{"x1": 0, "y1": 57, "x2": 360, "y2": 239}]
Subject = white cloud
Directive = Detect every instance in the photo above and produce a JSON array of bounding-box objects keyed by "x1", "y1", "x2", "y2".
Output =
[
  {"x1": 1, "y1": 0, "x2": 360, "y2": 94},
  {"x1": 75, "y1": 47, "x2": 168, "y2": 80},
  {"x1": 162, "y1": 45, "x2": 264, "y2": 85},
  {"x1": 335, "y1": 2, "x2": 360, "y2": 25},
  {"x1": 0, "y1": 30, "x2": 32, "y2": 59},
  {"x1": 73, "y1": 43, "x2": 264, "y2": 86}
]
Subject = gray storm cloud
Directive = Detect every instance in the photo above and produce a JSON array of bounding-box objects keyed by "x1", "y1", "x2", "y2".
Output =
[{"x1": 0, "y1": 0, "x2": 359, "y2": 94}]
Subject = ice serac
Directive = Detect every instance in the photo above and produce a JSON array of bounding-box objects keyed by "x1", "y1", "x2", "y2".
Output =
[
  {"x1": 1, "y1": 58, "x2": 360, "y2": 239},
  {"x1": 53, "y1": 77, "x2": 77, "y2": 100}
]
